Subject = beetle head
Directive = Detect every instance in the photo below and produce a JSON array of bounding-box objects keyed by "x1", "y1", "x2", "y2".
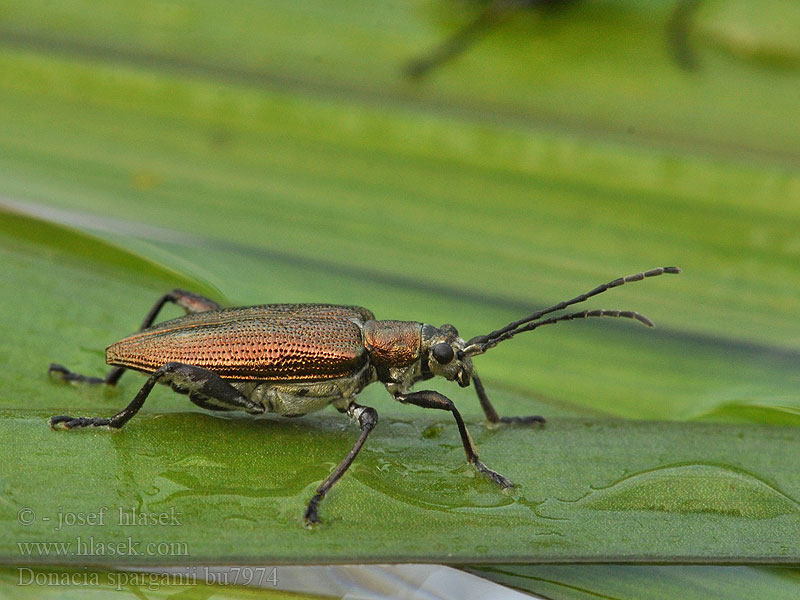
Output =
[{"x1": 421, "y1": 323, "x2": 473, "y2": 387}]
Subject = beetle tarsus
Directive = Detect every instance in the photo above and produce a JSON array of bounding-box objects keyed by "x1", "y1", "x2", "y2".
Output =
[
  {"x1": 49, "y1": 363, "x2": 126, "y2": 386},
  {"x1": 50, "y1": 415, "x2": 112, "y2": 429},
  {"x1": 48, "y1": 363, "x2": 109, "y2": 385},
  {"x1": 498, "y1": 415, "x2": 545, "y2": 425},
  {"x1": 474, "y1": 459, "x2": 514, "y2": 488},
  {"x1": 48, "y1": 290, "x2": 221, "y2": 388},
  {"x1": 304, "y1": 496, "x2": 322, "y2": 525},
  {"x1": 48, "y1": 366, "x2": 162, "y2": 430},
  {"x1": 472, "y1": 371, "x2": 545, "y2": 426}
]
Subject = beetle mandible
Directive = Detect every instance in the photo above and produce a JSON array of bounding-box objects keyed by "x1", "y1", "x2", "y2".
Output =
[{"x1": 49, "y1": 266, "x2": 680, "y2": 524}]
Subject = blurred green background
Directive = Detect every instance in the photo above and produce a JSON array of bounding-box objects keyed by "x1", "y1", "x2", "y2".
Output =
[{"x1": 1, "y1": 1, "x2": 799, "y2": 598}]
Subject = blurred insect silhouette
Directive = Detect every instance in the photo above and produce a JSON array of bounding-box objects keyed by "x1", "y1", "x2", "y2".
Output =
[
  {"x1": 49, "y1": 267, "x2": 680, "y2": 524},
  {"x1": 405, "y1": 0, "x2": 698, "y2": 78}
]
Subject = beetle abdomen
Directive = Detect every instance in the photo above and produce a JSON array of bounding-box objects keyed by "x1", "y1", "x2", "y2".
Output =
[{"x1": 107, "y1": 316, "x2": 368, "y2": 381}]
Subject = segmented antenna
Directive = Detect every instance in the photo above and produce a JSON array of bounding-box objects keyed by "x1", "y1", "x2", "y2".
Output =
[
  {"x1": 468, "y1": 309, "x2": 653, "y2": 355},
  {"x1": 463, "y1": 266, "x2": 680, "y2": 354}
]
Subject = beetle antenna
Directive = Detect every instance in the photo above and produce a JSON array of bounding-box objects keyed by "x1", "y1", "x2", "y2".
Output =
[
  {"x1": 465, "y1": 266, "x2": 680, "y2": 349},
  {"x1": 464, "y1": 309, "x2": 655, "y2": 356}
]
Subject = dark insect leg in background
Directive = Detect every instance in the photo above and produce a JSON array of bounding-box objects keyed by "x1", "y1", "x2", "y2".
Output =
[
  {"x1": 304, "y1": 403, "x2": 379, "y2": 524},
  {"x1": 48, "y1": 289, "x2": 221, "y2": 385},
  {"x1": 405, "y1": 0, "x2": 578, "y2": 79},
  {"x1": 396, "y1": 389, "x2": 513, "y2": 488},
  {"x1": 667, "y1": 0, "x2": 703, "y2": 71},
  {"x1": 49, "y1": 362, "x2": 263, "y2": 430},
  {"x1": 407, "y1": 0, "x2": 702, "y2": 78}
]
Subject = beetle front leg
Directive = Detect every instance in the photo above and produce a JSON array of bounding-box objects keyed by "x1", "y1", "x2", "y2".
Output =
[
  {"x1": 395, "y1": 390, "x2": 513, "y2": 488},
  {"x1": 49, "y1": 290, "x2": 221, "y2": 386},
  {"x1": 472, "y1": 370, "x2": 545, "y2": 426},
  {"x1": 304, "y1": 402, "x2": 378, "y2": 525},
  {"x1": 49, "y1": 362, "x2": 263, "y2": 430}
]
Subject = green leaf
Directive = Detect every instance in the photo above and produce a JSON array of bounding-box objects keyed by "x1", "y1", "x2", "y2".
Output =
[
  {"x1": 0, "y1": 228, "x2": 797, "y2": 563},
  {"x1": 3, "y1": 412, "x2": 799, "y2": 563},
  {"x1": 467, "y1": 565, "x2": 800, "y2": 600}
]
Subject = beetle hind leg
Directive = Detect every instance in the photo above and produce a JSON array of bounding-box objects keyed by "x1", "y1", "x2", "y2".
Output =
[
  {"x1": 48, "y1": 363, "x2": 125, "y2": 386},
  {"x1": 48, "y1": 289, "x2": 221, "y2": 386},
  {"x1": 304, "y1": 402, "x2": 378, "y2": 525},
  {"x1": 188, "y1": 393, "x2": 234, "y2": 412},
  {"x1": 50, "y1": 362, "x2": 263, "y2": 430},
  {"x1": 472, "y1": 371, "x2": 545, "y2": 426}
]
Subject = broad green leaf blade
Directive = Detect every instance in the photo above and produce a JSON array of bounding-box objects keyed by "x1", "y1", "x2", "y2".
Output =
[
  {"x1": 466, "y1": 565, "x2": 800, "y2": 600},
  {"x1": 3, "y1": 414, "x2": 799, "y2": 564},
  {"x1": 692, "y1": 401, "x2": 800, "y2": 427}
]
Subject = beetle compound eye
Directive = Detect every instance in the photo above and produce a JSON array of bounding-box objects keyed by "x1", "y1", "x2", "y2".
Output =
[{"x1": 432, "y1": 343, "x2": 454, "y2": 364}]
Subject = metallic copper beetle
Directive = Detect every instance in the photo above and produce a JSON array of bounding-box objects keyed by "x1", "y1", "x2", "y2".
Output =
[{"x1": 49, "y1": 267, "x2": 680, "y2": 523}]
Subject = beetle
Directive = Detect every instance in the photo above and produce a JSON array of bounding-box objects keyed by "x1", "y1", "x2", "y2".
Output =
[{"x1": 48, "y1": 266, "x2": 680, "y2": 523}]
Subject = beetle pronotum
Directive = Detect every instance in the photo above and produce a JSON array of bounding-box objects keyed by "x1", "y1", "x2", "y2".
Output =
[{"x1": 49, "y1": 266, "x2": 680, "y2": 523}]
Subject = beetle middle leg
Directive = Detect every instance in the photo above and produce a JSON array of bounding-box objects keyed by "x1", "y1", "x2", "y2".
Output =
[
  {"x1": 49, "y1": 362, "x2": 263, "y2": 430},
  {"x1": 395, "y1": 390, "x2": 513, "y2": 488},
  {"x1": 472, "y1": 370, "x2": 545, "y2": 426},
  {"x1": 49, "y1": 289, "x2": 221, "y2": 385},
  {"x1": 304, "y1": 402, "x2": 378, "y2": 525}
]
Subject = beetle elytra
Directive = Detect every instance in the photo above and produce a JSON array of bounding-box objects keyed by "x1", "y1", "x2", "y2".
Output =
[{"x1": 49, "y1": 266, "x2": 680, "y2": 523}]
